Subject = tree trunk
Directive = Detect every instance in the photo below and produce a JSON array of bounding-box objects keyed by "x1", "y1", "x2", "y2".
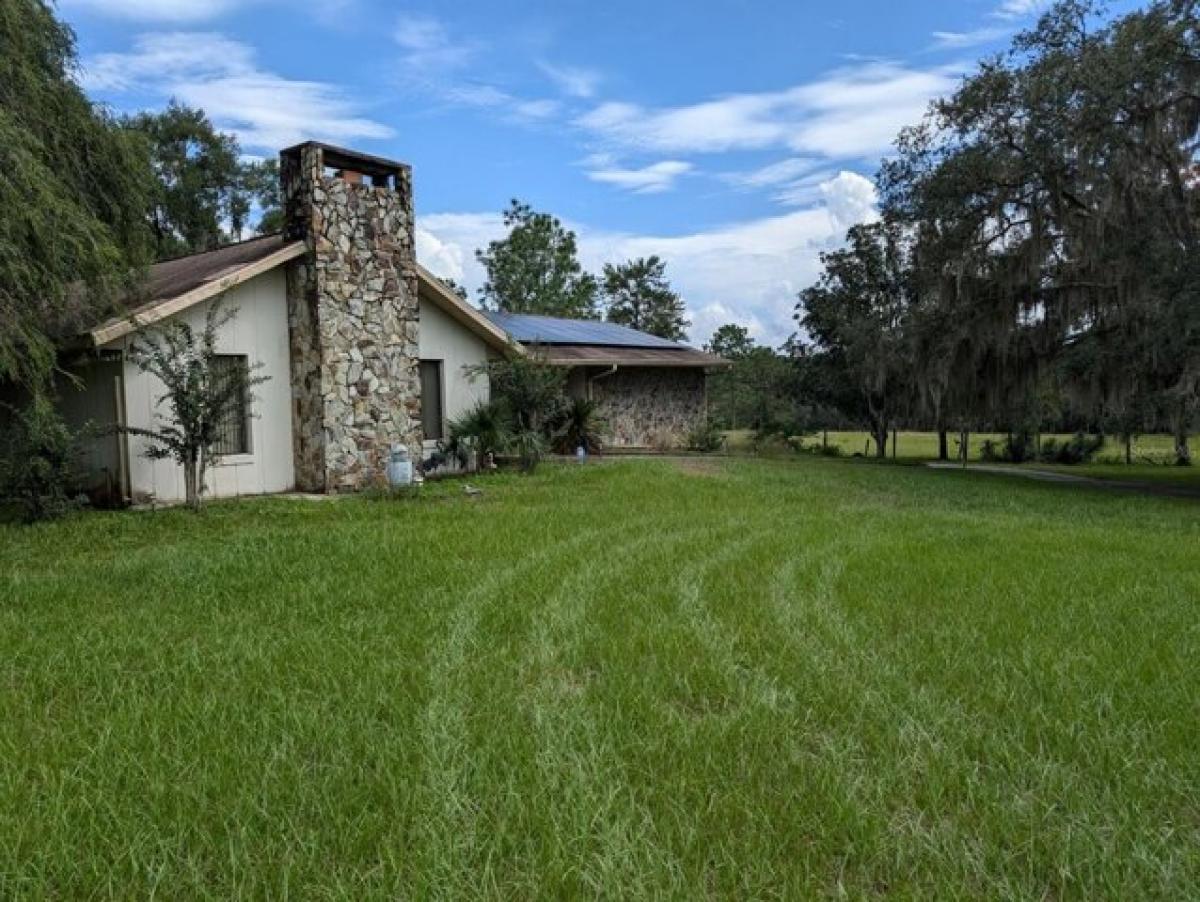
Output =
[
  {"x1": 958, "y1": 428, "x2": 970, "y2": 467},
  {"x1": 197, "y1": 448, "x2": 210, "y2": 511},
  {"x1": 183, "y1": 454, "x2": 200, "y2": 511},
  {"x1": 873, "y1": 423, "x2": 888, "y2": 459},
  {"x1": 891, "y1": 427, "x2": 897, "y2": 460},
  {"x1": 1171, "y1": 404, "x2": 1192, "y2": 467},
  {"x1": 1175, "y1": 431, "x2": 1191, "y2": 467},
  {"x1": 1124, "y1": 433, "x2": 1133, "y2": 465},
  {"x1": 937, "y1": 427, "x2": 949, "y2": 462},
  {"x1": 822, "y1": 429, "x2": 828, "y2": 449}
]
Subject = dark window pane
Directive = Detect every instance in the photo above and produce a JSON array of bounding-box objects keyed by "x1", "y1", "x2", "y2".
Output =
[
  {"x1": 420, "y1": 360, "x2": 443, "y2": 441},
  {"x1": 211, "y1": 355, "x2": 249, "y2": 455}
]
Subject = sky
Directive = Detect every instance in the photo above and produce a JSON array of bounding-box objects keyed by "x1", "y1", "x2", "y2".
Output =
[{"x1": 66, "y1": 0, "x2": 1139, "y2": 347}]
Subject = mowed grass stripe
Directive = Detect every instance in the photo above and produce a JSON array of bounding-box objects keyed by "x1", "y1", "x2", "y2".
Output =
[
  {"x1": 411, "y1": 517, "x2": 693, "y2": 896},
  {"x1": 417, "y1": 517, "x2": 736, "y2": 897}
]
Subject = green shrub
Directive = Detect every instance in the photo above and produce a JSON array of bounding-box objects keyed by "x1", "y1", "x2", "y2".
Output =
[
  {"x1": 797, "y1": 439, "x2": 843, "y2": 458},
  {"x1": 510, "y1": 427, "x2": 547, "y2": 473},
  {"x1": 686, "y1": 417, "x2": 725, "y2": 453},
  {"x1": 980, "y1": 433, "x2": 1038, "y2": 463},
  {"x1": 552, "y1": 398, "x2": 606, "y2": 454},
  {"x1": 444, "y1": 400, "x2": 511, "y2": 470},
  {"x1": 472, "y1": 352, "x2": 567, "y2": 435},
  {"x1": 1005, "y1": 432, "x2": 1036, "y2": 463},
  {"x1": 1039, "y1": 433, "x2": 1104, "y2": 465},
  {"x1": 0, "y1": 396, "x2": 87, "y2": 523}
]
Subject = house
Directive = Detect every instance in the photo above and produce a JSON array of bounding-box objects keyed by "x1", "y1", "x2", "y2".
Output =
[
  {"x1": 60, "y1": 142, "x2": 724, "y2": 504},
  {"x1": 484, "y1": 313, "x2": 727, "y2": 449}
]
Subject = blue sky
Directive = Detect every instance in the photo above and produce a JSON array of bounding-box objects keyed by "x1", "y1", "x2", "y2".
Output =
[{"x1": 67, "y1": 0, "x2": 1138, "y2": 345}]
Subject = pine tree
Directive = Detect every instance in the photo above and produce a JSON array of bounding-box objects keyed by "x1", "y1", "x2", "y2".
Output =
[
  {"x1": 602, "y1": 256, "x2": 690, "y2": 340},
  {"x1": 476, "y1": 200, "x2": 598, "y2": 318}
]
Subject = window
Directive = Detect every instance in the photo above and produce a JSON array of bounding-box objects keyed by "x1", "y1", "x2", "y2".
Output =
[
  {"x1": 211, "y1": 355, "x2": 251, "y2": 455},
  {"x1": 420, "y1": 360, "x2": 444, "y2": 441}
]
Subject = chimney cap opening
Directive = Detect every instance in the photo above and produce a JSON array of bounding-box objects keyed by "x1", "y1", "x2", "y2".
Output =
[{"x1": 281, "y1": 141, "x2": 407, "y2": 184}]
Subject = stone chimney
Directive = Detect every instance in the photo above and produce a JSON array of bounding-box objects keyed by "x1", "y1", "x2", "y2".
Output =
[{"x1": 280, "y1": 142, "x2": 421, "y2": 492}]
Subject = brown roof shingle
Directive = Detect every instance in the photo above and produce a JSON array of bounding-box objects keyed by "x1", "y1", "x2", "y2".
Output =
[{"x1": 135, "y1": 234, "x2": 292, "y2": 312}]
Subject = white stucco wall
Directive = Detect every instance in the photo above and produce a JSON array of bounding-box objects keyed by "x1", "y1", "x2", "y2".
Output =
[
  {"x1": 102, "y1": 267, "x2": 295, "y2": 503},
  {"x1": 417, "y1": 293, "x2": 491, "y2": 445},
  {"x1": 64, "y1": 266, "x2": 494, "y2": 503}
]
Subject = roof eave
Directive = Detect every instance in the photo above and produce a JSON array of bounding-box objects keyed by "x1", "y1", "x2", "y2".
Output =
[{"x1": 415, "y1": 265, "x2": 525, "y2": 355}]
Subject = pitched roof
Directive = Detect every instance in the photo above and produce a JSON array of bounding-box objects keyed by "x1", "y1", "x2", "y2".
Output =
[
  {"x1": 482, "y1": 311, "x2": 728, "y2": 368},
  {"x1": 415, "y1": 266, "x2": 521, "y2": 353},
  {"x1": 85, "y1": 236, "x2": 513, "y2": 353},
  {"x1": 483, "y1": 312, "x2": 688, "y2": 349},
  {"x1": 80, "y1": 238, "x2": 724, "y2": 368},
  {"x1": 90, "y1": 235, "x2": 304, "y2": 345}
]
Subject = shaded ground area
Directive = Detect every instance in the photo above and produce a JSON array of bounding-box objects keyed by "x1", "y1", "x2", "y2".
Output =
[{"x1": 2, "y1": 459, "x2": 1199, "y2": 897}]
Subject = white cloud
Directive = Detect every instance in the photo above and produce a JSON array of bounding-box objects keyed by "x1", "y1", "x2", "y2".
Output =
[
  {"x1": 586, "y1": 160, "x2": 693, "y2": 194},
  {"x1": 993, "y1": 0, "x2": 1050, "y2": 20},
  {"x1": 82, "y1": 33, "x2": 393, "y2": 150},
  {"x1": 415, "y1": 226, "x2": 468, "y2": 284},
  {"x1": 784, "y1": 63, "x2": 961, "y2": 158},
  {"x1": 62, "y1": 0, "x2": 251, "y2": 22},
  {"x1": 441, "y1": 83, "x2": 510, "y2": 108},
  {"x1": 578, "y1": 97, "x2": 782, "y2": 154},
  {"x1": 769, "y1": 170, "x2": 839, "y2": 207},
  {"x1": 724, "y1": 157, "x2": 825, "y2": 189},
  {"x1": 723, "y1": 162, "x2": 876, "y2": 213},
  {"x1": 819, "y1": 171, "x2": 879, "y2": 232},
  {"x1": 392, "y1": 14, "x2": 560, "y2": 126},
  {"x1": 930, "y1": 26, "x2": 1011, "y2": 49},
  {"x1": 417, "y1": 169, "x2": 880, "y2": 346},
  {"x1": 537, "y1": 61, "x2": 603, "y2": 99},
  {"x1": 575, "y1": 61, "x2": 961, "y2": 162},
  {"x1": 394, "y1": 13, "x2": 477, "y2": 72},
  {"x1": 513, "y1": 99, "x2": 561, "y2": 120},
  {"x1": 83, "y1": 32, "x2": 250, "y2": 91}
]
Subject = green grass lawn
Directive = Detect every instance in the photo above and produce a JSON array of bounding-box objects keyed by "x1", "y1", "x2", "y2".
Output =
[
  {"x1": 726, "y1": 429, "x2": 1200, "y2": 488},
  {"x1": 2, "y1": 459, "x2": 1199, "y2": 897},
  {"x1": 725, "y1": 428, "x2": 1016, "y2": 459}
]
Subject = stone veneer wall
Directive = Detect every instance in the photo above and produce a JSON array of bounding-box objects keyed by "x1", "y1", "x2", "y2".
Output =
[
  {"x1": 590, "y1": 367, "x2": 707, "y2": 448},
  {"x1": 282, "y1": 145, "x2": 421, "y2": 491}
]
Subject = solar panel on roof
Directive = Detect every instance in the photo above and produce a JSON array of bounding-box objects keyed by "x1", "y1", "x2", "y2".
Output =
[{"x1": 483, "y1": 312, "x2": 689, "y2": 349}]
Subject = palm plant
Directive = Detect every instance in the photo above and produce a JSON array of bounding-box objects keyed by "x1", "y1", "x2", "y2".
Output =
[
  {"x1": 552, "y1": 397, "x2": 606, "y2": 453},
  {"x1": 444, "y1": 400, "x2": 511, "y2": 471},
  {"x1": 510, "y1": 427, "x2": 548, "y2": 473}
]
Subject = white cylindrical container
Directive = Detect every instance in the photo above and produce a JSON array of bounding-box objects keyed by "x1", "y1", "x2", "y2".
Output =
[{"x1": 387, "y1": 444, "x2": 413, "y2": 486}]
